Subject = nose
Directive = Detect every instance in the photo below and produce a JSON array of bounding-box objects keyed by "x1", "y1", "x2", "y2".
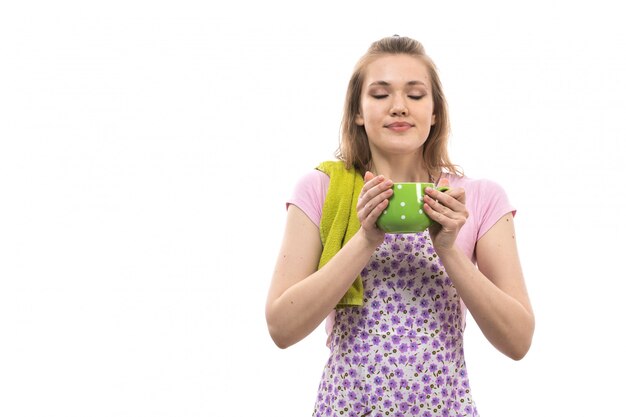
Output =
[{"x1": 390, "y1": 96, "x2": 408, "y2": 117}]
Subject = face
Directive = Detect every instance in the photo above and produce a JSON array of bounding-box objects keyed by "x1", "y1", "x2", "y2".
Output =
[{"x1": 355, "y1": 54, "x2": 436, "y2": 159}]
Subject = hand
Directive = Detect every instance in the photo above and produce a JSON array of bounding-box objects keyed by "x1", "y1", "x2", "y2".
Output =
[
  {"x1": 423, "y1": 178, "x2": 468, "y2": 251},
  {"x1": 356, "y1": 171, "x2": 393, "y2": 245}
]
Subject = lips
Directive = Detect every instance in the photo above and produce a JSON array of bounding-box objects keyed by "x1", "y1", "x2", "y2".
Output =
[{"x1": 385, "y1": 122, "x2": 413, "y2": 132}]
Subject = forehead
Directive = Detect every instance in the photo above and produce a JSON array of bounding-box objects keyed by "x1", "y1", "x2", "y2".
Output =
[{"x1": 363, "y1": 54, "x2": 431, "y2": 87}]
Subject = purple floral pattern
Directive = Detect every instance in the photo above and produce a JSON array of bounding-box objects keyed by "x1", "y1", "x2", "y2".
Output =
[{"x1": 313, "y1": 232, "x2": 478, "y2": 416}]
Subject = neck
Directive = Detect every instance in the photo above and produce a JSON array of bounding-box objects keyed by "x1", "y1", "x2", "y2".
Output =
[{"x1": 370, "y1": 154, "x2": 435, "y2": 183}]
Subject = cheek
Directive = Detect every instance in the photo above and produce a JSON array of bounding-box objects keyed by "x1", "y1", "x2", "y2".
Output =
[{"x1": 360, "y1": 102, "x2": 381, "y2": 122}]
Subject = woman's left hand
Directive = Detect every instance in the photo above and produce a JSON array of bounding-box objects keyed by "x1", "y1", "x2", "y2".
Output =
[{"x1": 423, "y1": 178, "x2": 469, "y2": 252}]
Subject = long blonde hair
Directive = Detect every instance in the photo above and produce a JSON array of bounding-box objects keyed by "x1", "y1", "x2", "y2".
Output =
[{"x1": 336, "y1": 36, "x2": 462, "y2": 177}]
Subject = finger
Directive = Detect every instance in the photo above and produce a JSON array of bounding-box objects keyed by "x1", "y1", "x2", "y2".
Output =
[
  {"x1": 445, "y1": 187, "x2": 466, "y2": 204},
  {"x1": 358, "y1": 187, "x2": 393, "y2": 214},
  {"x1": 424, "y1": 194, "x2": 468, "y2": 228},
  {"x1": 423, "y1": 202, "x2": 443, "y2": 222},
  {"x1": 423, "y1": 201, "x2": 457, "y2": 229},
  {"x1": 359, "y1": 178, "x2": 393, "y2": 208},
  {"x1": 360, "y1": 174, "x2": 386, "y2": 197},
  {"x1": 423, "y1": 194, "x2": 455, "y2": 218},
  {"x1": 361, "y1": 198, "x2": 389, "y2": 229},
  {"x1": 425, "y1": 186, "x2": 466, "y2": 208}
]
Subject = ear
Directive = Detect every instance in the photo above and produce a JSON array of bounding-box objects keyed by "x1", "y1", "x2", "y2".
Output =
[
  {"x1": 431, "y1": 113, "x2": 436, "y2": 126},
  {"x1": 355, "y1": 113, "x2": 364, "y2": 126}
]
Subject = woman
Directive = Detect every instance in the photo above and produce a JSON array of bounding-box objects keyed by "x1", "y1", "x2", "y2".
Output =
[{"x1": 265, "y1": 35, "x2": 534, "y2": 416}]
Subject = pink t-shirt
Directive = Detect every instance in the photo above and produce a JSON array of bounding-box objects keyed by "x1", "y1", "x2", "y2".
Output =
[{"x1": 286, "y1": 169, "x2": 516, "y2": 339}]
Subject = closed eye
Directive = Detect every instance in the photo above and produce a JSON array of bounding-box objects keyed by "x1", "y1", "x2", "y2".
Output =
[
  {"x1": 372, "y1": 94, "x2": 389, "y2": 99},
  {"x1": 408, "y1": 95, "x2": 425, "y2": 100}
]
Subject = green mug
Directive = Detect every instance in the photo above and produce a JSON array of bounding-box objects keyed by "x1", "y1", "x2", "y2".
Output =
[{"x1": 376, "y1": 182, "x2": 450, "y2": 233}]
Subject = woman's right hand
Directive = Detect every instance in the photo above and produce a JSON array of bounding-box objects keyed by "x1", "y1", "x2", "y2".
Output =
[{"x1": 356, "y1": 171, "x2": 393, "y2": 245}]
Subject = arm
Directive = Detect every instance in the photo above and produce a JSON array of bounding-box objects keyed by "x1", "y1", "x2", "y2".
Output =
[
  {"x1": 424, "y1": 187, "x2": 535, "y2": 360},
  {"x1": 265, "y1": 173, "x2": 392, "y2": 348},
  {"x1": 436, "y1": 214, "x2": 534, "y2": 360}
]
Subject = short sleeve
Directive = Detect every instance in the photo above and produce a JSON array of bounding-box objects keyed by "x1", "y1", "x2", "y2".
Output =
[
  {"x1": 475, "y1": 179, "x2": 516, "y2": 241},
  {"x1": 285, "y1": 169, "x2": 329, "y2": 228},
  {"x1": 285, "y1": 169, "x2": 333, "y2": 344}
]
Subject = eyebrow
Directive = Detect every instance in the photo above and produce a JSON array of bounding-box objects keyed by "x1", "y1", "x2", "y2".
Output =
[{"x1": 368, "y1": 80, "x2": 427, "y2": 87}]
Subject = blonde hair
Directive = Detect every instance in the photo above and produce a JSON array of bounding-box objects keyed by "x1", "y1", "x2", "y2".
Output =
[{"x1": 336, "y1": 36, "x2": 462, "y2": 177}]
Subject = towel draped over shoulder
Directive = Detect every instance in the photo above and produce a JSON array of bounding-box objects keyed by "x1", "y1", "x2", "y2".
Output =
[{"x1": 316, "y1": 160, "x2": 365, "y2": 308}]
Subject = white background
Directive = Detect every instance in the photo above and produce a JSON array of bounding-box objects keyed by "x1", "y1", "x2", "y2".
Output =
[{"x1": 1, "y1": 1, "x2": 624, "y2": 416}]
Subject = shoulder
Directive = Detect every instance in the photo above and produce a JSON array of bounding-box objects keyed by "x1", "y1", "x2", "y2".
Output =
[
  {"x1": 286, "y1": 168, "x2": 330, "y2": 228},
  {"x1": 316, "y1": 160, "x2": 349, "y2": 175},
  {"x1": 295, "y1": 168, "x2": 330, "y2": 193}
]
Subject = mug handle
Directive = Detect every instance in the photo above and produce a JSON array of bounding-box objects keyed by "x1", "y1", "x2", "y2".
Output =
[{"x1": 436, "y1": 185, "x2": 450, "y2": 193}]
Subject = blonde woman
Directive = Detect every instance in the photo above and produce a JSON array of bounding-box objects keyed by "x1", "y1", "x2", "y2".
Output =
[{"x1": 266, "y1": 35, "x2": 534, "y2": 416}]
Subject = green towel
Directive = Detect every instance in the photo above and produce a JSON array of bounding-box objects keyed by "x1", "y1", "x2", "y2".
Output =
[{"x1": 316, "y1": 160, "x2": 365, "y2": 308}]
